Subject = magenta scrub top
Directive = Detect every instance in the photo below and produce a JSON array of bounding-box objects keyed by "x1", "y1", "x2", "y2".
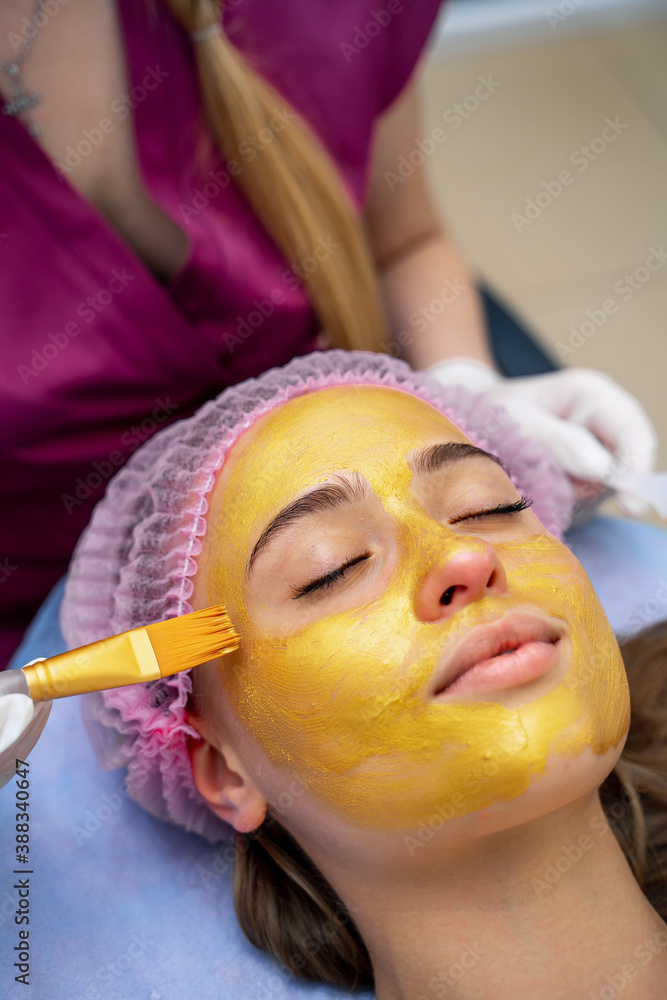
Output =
[{"x1": 0, "y1": 0, "x2": 442, "y2": 664}]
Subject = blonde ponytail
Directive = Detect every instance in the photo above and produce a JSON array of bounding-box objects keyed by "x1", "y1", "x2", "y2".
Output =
[
  {"x1": 234, "y1": 819, "x2": 374, "y2": 989},
  {"x1": 165, "y1": 0, "x2": 388, "y2": 352}
]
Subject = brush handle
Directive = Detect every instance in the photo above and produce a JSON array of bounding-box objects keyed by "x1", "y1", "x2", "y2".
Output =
[{"x1": 19, "y1": 630, "x2": 160, "y2": 701}]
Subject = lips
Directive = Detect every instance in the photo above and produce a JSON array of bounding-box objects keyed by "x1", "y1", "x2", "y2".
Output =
[{"x1": 431, "y1": 612, "x2": 565, "y2": 699}]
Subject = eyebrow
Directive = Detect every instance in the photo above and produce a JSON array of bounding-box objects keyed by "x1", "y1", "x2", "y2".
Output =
[
  {"x1": 409, "y1": 442, "x2": 505, "y2": 476},
  {"x1": 246, "y1": 442, "x2": 504, "y2": 576},
  {"x1": 246, "y1": 473, "x2": 366, "y2": 576}
]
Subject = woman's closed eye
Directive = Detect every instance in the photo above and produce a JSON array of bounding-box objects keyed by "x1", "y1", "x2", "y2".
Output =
[
  {"x1": 291, "y1": 552, "x2": 372, "y2": 600},
  {"x1": 290, "y1": 496, "x2": 534, "y2": 600},
  {"x1": 449, "y1": 495, "x2": 533, "y2": 524}
]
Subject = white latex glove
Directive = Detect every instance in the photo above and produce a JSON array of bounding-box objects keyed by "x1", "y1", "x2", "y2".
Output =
[
  {"x1": 0, "y1": 695, "x2": 52, "y2": 789},
  {"x1": 429, "y1": 359, "x2": 658, "y2": 517}
]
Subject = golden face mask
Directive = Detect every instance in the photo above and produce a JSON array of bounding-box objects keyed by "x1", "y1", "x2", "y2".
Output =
[{"x1": 205, "y1": 386, "x2": 630, "y2": 829}]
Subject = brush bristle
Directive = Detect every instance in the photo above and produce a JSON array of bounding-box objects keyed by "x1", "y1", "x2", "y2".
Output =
[{"x1": 145, "y1": 605, "x2": 239, "y2": 676}]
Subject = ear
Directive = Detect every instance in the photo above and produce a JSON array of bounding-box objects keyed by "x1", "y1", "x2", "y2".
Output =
[{"x1": 186, "y1": 731, "x2": 268, "y2": 835}]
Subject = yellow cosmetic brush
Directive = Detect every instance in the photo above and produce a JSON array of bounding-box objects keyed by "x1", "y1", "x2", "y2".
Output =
[{"x1": 0, "y1": 605, "x2": 239, "y2": 701}]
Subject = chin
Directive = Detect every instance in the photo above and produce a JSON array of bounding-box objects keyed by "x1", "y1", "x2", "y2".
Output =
[{"x1": 447, "y1": 737, "x2": 628, "y2": 846}]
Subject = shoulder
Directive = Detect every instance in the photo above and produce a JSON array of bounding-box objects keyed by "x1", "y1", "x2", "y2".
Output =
[
  {"x1": 223, "y1": 0, "x2": 444, "y2": 117},
  {"x1": 219, "y1": 0, "x2": 443, "y2": 197}
]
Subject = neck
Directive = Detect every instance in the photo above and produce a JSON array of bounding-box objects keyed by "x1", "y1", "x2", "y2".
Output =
[{"x1": 318, "y1": 794, "x2": 667, "y2": 1000}]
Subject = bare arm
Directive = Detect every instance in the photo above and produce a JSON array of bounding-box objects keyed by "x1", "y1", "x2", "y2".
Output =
[{"x1": 364, "y1": 75, "x2": 495, "y2": 370}]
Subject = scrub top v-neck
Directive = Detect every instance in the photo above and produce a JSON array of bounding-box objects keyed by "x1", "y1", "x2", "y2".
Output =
[{"x1": 0, "y1": 0, "x2": 442, "y2": 664}]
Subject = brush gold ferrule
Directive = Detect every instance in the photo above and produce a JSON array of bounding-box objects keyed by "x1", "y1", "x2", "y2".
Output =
[{"x1": 22, "y1": 627, "x2": 161, "y2": 701}]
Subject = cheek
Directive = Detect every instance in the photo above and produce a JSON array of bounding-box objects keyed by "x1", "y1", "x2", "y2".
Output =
[
  {"x1": 499, "y1": 534, "x2": 630, "y2": 749},
  {"x1": 228, "y1": 590, "x2": 420, "y2": 770},
  {"x1": 499, "y1": 533, "x2": 592, "y2": 612}
]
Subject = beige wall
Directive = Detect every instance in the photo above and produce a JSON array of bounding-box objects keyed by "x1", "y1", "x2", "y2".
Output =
[{"x1": 418, "y1": 16, "x2": 667, "y2": 498}]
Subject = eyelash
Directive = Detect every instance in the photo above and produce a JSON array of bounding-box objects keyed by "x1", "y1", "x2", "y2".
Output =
[
  {"x1": 291, "y1": 552, "x2": 372, "y2": 600},
  {"x1": 450, "y1": 495, "x2": 534, "y2": 524},
  {"x1": 290, "y1": 496, "x2": 534, "y2": 600}
]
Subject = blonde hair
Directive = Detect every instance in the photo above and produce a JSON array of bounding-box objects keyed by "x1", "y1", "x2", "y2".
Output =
[
  {"x1": 601, "y1": 622, "x2": 667, "y2": 913},
  {"x1": 165, "y1": 0, "x2": 388, "y2": 352}
]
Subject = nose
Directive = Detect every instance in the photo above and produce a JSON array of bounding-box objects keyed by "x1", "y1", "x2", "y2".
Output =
[{"x1": 415, "y1": 542, "x2": 508, "y2": 622}]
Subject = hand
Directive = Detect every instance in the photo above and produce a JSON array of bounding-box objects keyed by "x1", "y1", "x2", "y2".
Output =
[
  {"x1": 0, "y1": 695, "x2": 52, "y2": 789},
  {"x1": 429, "y1": 360, "x2": 658, "y2": 517}
]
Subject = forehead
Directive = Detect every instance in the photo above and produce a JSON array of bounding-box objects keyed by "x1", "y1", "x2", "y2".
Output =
[
  {"x1": 204, "y1": 386, "x2": 470, "y2": 563},
  {"x1": 220, "y1": 385, "x2": 471, "y2": 506}
]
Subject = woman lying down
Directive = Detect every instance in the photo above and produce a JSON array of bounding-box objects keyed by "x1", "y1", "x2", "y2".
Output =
[{"x1": 61, "y1": 351, "x2": 667, "y2": 1000}]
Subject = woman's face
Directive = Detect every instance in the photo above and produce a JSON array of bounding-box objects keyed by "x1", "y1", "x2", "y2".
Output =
[{"x1": 201, "y1": 386, "x2": 630, "y2": 832}]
